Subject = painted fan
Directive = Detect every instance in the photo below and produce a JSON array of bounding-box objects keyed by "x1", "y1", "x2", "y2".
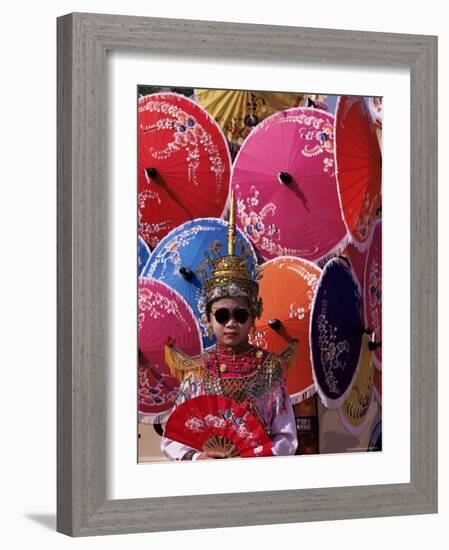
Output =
[{"x1": 164, "y1": 395, "x2": 274, "y2": 458}]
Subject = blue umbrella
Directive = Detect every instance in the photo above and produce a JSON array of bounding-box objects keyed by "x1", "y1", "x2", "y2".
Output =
[
  {"x1": 142, "y1": 217, "x2": 258, "y2": 349},
  {"x1": 138, "y1": 236, "x2": 151, "y2": 275},
  {"x1": 310, "y1": 257, "x2": 364, "y2": 409}
]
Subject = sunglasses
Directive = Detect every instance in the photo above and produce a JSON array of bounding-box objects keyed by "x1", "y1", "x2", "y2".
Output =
[{"x1": 212, "y1": 307, "x2": 250, "y2": 325}]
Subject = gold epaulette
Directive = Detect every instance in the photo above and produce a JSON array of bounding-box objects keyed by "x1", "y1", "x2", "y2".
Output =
[
  {"x1": 275, "y1": 339, "x2": 298, "y2": 371},
  {"x1": 164, "y1": 341, "x2": 205, "y2": 382}
]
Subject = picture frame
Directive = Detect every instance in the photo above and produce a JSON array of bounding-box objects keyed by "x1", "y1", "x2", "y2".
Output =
[{"x1": 57, "y1": 12, "x2": 437, "y2": 536}]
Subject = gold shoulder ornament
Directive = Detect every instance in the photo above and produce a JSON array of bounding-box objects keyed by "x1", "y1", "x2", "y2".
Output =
[
  {"x1": 273, "y1": 339, "x2": 299, "y2": 372},
  {"x1": 164, "y1": 338, "x2": 206, "y2": 382}
]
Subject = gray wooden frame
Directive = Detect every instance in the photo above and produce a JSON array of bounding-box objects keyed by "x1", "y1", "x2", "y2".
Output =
[{"x1": 57, "y1": 12, "x2": 438, "y2": 537}]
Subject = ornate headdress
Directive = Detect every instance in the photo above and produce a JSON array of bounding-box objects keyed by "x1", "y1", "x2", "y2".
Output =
[{"x1": 202, "y1": 191, "x2": 263, "y2": 318}]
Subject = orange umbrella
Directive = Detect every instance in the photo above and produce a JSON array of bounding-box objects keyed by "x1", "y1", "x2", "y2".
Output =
[{"x1": 249, "y1": 256, "x2": 321, "y2": 404}]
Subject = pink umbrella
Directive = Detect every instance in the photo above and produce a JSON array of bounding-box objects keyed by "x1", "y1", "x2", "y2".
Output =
[
  {"x1": 341, "y1": 241, "x2": 367, "y2": 289},
  {"x1": 138, "y1": 278, "x2": 203, "y2": 423},
  {"x1": 363, "y1": 219, "x2": 382, "y2": 370},
  {"x1": 232, "y1": 107, "x2": 347, "y2": 262}
]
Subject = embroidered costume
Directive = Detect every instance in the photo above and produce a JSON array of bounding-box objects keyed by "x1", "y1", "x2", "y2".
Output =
[
  {"x1": 162, "y1": 339, "x2": 298, "y2": 459},
  {"x1": 161, "y1": 192, "x2": 298, "y2": 459}
]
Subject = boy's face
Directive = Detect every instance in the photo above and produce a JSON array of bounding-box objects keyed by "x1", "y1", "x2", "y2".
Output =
[{"x1": 210, "y1": 296, "x2": 253, "y2": 348}]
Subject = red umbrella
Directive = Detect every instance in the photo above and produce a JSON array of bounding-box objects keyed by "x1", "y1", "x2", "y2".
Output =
[
  {"x1": 138, "y1": 278, "x2": 203, "y2": 423},
  {"x1": 335, "y1": 96, "x2": 382, "y2": 249},
  {"x1": 138, "y1": 93, "x2": 231, "y2": 248}
]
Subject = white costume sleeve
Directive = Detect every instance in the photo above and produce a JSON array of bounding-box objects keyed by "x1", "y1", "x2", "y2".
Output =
[
  {"x1": 270, "y1": 389, "x2": 298, "y2": 456},
  {"x1": 160, "y1": 437, "x2": 200, "y2": 461}
]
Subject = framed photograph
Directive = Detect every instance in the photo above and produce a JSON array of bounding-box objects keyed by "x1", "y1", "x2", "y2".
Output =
[{"x1": 57, "y1": 12, "x2": 437, "y2": 536}]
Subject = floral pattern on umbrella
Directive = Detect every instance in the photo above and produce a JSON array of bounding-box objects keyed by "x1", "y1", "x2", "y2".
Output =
[
  {"x1": 142, "y1": 218, "x2": 258, "y2": 349},
  {"x1": 249, "y1": 256, "x2": 321, "y2": 404},
  {"x1": 195, "y1": 88, "x2": 306, "y2": 144},
  {"x1": 138, "y1": 278, "x2": 203, "y2": 423},
  {"x1": 310, "y1": 257, "x2": 364, "y2": 409},
  {"x1": 138, "y1": 93, "x2": 231, "y2": 248},
  {"x1": 232, "y1": 107, "x2": 347, "y2": 261}
]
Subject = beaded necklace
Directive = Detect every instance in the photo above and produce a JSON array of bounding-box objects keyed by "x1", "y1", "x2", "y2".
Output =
[{"x1": 207, "y1": 341, "x2": 265, "y2": 378}]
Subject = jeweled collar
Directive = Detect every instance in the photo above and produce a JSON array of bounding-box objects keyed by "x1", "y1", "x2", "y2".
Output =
[
  {"x1": 214, "y1": 340, "x2": 253, "y2": 356},
  {"x1": 205, "y1": 341, "x2": 267, "y2": 378}
]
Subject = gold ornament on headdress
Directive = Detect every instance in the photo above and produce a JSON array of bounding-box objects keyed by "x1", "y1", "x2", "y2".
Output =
[{"x1": 203, "y1": 191, "x2": 263, "y2": 318}]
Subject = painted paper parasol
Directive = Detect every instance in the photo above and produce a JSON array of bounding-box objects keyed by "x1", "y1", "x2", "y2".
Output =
[
  {"x1": 335, "y1": 96, "x2": 382, "y2": 249},
  {"x1": 310, "y1": 257, "x2": 364, "y2": 409},
  {"x1": 142, "y1": 217, "x2": 258, "y2": 349},
  {"x1": 138, "y1": 93, "x2": 231, "y2": 248},
  {"x1": 138, "y1": 278, "x2": 203, "y2": 423},
  {"x1": 138, "y1": 235, "x2": 151, "y2": 275},
  {"x1": 340, "y1": 241, "x2": 367, "y2": 289},
  {"x1": 338, "y1": 334, "x2": 377, "y2": 436},
  {"x1": 164, "y1": 395, "x2": 274, "y2": 458},
  {"x1": 195, "y1": 88, "x2": 306, "y2": 145},
  {"x1": 232, "y1": 107, "x2": 347, "y2": 261},
  {"x1": 363, "y1": 219, "x2": 382, "y2": 370},
  {"x1": 250, "y1": 256, "x2": 321, "y2": 404}
]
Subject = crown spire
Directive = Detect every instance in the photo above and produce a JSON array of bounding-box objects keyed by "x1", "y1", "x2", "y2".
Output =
[{"x1": 202, "y1": 189, "x2": 263, "y2": 319}]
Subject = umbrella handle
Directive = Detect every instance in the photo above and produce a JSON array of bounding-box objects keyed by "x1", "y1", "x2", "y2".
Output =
[
  {"x1": 368, "y1": 340, "x2": 382, "y2": 351},
  {"x1": 179, "y1": 267, "x2": 194, "y2": 281},
  {"x1": 356, "y1": 326, "x2": 373, "y2": 336},
  {"x1": 145, "y1": 167, "x2": 158, "y2": 179},
  {"x1": 278, "y1": 172, "x2": 292, "y2": 185}
]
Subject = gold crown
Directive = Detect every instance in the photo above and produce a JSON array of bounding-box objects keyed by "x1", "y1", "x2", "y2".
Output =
[{"x1": 203, "y1": 191, "x2": 263, "y2": 318}]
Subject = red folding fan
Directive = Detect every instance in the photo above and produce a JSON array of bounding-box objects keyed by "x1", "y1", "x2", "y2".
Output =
[{"x1": 164, "y1": 395, "x2": 274, "y2": 458}]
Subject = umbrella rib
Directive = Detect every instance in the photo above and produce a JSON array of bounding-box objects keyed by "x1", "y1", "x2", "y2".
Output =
[
  {"x1": 338, "y1": 162, "x2": 378, "y2": 174},
  {"x1": 338, "y1": 151, "x2": 380, "y2": 163},
  {"x1": 337, "y1": 116, "x2": 379, "y2": 150},
  {"x1": 339, "y1": 167, "x2": 377, "y2": 193},
  {"x1": 337, "y1": 132, "x2": 373, "y2": 157},
  {"x1": 344, "y1": 183, "x2": 379, "y2": 215}
]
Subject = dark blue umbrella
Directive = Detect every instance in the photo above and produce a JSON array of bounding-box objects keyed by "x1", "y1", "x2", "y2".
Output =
[
  {"x1": 142, "y1": 217, "x2": 258, "y2": 349},
  {"x1": 310, "y1": 257, "x2": 364, "y2": 409}
]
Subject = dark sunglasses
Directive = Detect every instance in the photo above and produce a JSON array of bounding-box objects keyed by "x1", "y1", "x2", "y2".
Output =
[{"x1": 212, "y1": 307, "x2": 250, "y2": 325}]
